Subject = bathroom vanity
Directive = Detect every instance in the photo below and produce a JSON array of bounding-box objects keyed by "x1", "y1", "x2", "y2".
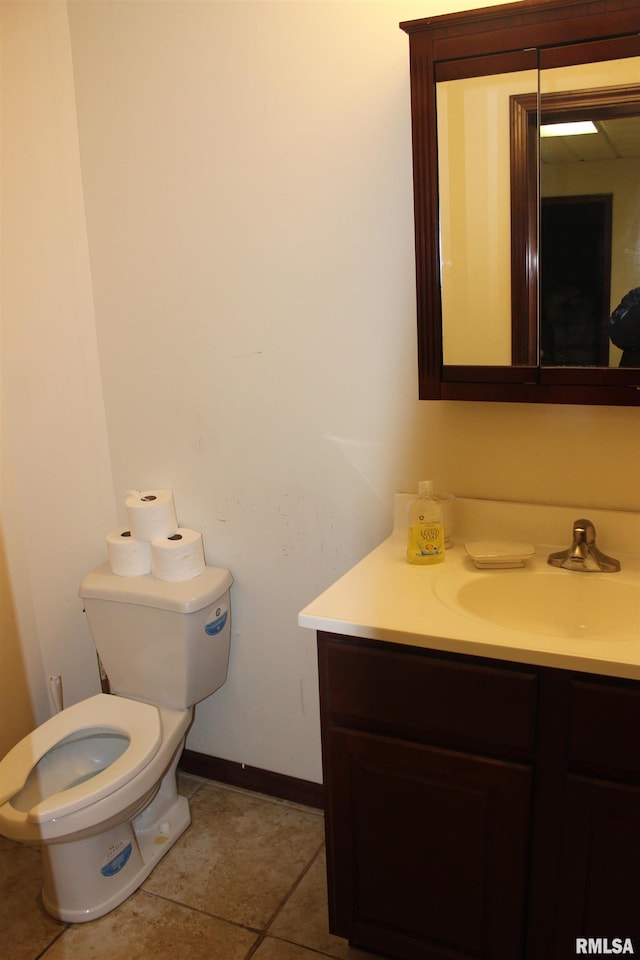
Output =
[{"x1": 299, "y1": 498, "x2": 640, "y2": 960}]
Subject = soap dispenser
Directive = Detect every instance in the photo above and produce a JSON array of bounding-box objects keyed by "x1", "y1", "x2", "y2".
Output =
[{"x1": 406, "y1": 480, "x2": 445, "y2": 565}]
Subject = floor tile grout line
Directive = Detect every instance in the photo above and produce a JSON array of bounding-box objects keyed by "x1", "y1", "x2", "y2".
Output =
[
  {"x1": 249, "y1": 934, "x2": 350, "y2": 960},
  {"x1": 267, "y1": 838, "x2": 327, "y2": 931},
  {"x1": 32, "y1": 888, "x2": 266, "y2": 960},
  {"x1": 34, "y1": 925, "x2": 68, "y2": 960},
  {"x1": 137, "y1": 886, "x2": 263, "y2": 934},
  {"x1": 134, "y1": 838, "x2": 326, "y2": 960},
  {"x1": 242, "y1": 839, "x2": 327, "y2": 960}
]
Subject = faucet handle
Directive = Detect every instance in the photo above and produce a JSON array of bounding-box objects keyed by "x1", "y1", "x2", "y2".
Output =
[
  {"x1": 548, "y1": 518, "x2": 621, "y2": 572},
  {"x1": 573, "y1": 518, "x2": 596, "y2": 544}
]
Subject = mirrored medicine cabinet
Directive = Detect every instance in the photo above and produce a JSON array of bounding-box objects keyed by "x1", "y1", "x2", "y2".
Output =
[{"x1": 400, "y1": 0, "x2": 640, "y2": 405}]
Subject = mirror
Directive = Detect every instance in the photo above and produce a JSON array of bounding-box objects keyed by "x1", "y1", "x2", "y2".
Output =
[
  {"x1": 512, "y1": 63, "x2": 640, "y2": 369},
  {"x1": 437, "y1": 64, "x2": 537, "y2": 367},
  {"x1": 401, "y1": 0, "x2": 640, "y2": 404}
]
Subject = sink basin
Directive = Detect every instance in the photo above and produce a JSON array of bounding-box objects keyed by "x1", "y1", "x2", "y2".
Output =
[{"x1": 445, "y1": 571, "x2": 639, "y2": 641}]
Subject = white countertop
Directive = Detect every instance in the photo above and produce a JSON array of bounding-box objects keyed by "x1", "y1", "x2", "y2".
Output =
[{"x1": 299, "y1": 497, "x2": 640, "y2": 681}]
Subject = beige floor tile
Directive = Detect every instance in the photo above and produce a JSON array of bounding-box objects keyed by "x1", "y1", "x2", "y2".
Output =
[
  {"x1": 252, "y1": 938, "x2": 333, "y2": 960},
  {"x1": 269, "y1": 850, "x2": 378, "y2": 960},
  {"x1": 41, "y1": 889, "x2": 257, "y2": 960},
  {"x1": 143, "y1": 782, "x2": 324, "y2": 929},
  {"x1": 0, "y1": 836, "x2": 65, "y2": 960}
]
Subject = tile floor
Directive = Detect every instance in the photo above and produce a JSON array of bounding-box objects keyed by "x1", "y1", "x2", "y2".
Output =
[{"x1": 1, "y1": 774, "x2": 379, "y2": 960}]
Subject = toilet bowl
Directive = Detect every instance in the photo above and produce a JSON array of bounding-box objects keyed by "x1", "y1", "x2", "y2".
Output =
[
  {"x1": 0, "y1": 563, "x2": 233, "y2": 922},
  {"x1": 0, "y1": 694, "x2": 192, "y2": 921}
]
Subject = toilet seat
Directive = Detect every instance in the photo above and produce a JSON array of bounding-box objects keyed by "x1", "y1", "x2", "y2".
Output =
[{"x1": 0, "y1": 694, "x2": 161, "y2": 824}]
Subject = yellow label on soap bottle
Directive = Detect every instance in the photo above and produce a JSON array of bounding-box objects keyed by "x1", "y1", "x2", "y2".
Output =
[
  {"x1": 407, "y1": 521, "x2": 445, "y2": 564},
  {"x1": 406, "y1": 480, "x2": 446, "y2": 565}
]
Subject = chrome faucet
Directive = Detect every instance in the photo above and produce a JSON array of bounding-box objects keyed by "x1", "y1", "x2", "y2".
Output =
[{"x1": 548, "y1": 519, "x2": 621, "y2": 573}]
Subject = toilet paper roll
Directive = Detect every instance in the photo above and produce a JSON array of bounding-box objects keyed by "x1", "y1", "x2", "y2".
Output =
[
  {"x1": 106, "y1": 528, "x2": 152, "y2": 576},
  {"x1": 125, "y1": 489, "x2": 178, "y2": 542},
  {"x1": 151, "y1": 528, "x2": 206, "y2": 582}
]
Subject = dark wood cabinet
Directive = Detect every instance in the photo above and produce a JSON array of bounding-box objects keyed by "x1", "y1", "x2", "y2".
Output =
[
  {"x1": 400, "y1": 0, "x2": 640, "y2": 406},
  {"x1": 552, "y1": 677, "x2": 640, "y2": 956},
  {"x1": 318, "y1": 632, "x2": 640, "y2": 960},
  {"x1": 555, "y1": 775, "x2": 640, "y2": 955}
]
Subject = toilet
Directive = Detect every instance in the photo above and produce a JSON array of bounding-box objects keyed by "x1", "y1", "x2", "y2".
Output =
[{"x1": 0, "y1": 563, "x2": 232, "y2": 923}]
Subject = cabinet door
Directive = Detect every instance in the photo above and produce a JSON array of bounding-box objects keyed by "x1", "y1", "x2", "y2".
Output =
[
  {"x1": 325, "y1": 727, "x2": 532, "y2": 960},
  {"x1": 554, "y1": 776, "x2": 640, "y2": 956}
]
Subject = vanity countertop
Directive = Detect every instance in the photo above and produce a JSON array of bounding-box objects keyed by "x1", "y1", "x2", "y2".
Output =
[{"x1": 299, "y1": 498, "x2": 640, "y2": 681}]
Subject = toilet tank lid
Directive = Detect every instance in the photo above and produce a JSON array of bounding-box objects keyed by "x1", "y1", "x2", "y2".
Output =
[{"x1": 80, "y1": 564, "x2": 233, "y2": 613}]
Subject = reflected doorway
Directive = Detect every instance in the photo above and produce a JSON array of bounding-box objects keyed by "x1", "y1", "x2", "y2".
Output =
[{"x1": 540, "y1": 194, "x2": 612, "y2": 366}]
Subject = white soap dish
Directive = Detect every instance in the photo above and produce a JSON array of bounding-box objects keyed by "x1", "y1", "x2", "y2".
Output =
[{"x1": 464, "y1": 541, "x2": 536, "y2": 569}]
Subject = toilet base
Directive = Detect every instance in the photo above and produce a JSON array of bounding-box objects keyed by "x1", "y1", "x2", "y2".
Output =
[{"x1": 41, "y1": 759, "x2": 190, "y2": 923}]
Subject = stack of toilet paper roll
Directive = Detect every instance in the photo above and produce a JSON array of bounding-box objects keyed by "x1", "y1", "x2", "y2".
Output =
[{"x1": 105, "y1": 489, "x2": 206, "y2": 582}]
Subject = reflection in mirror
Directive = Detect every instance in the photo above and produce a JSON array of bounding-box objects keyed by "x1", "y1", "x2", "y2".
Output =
[
  {"x1": 540, "y1": 192, "x2": 612, "y2": 366},
  {"x1": 539, "y1": 59, "x2": 640, "y2": 369},
  {"x1": 510, "y1": 58, "x2": 640, "y2": 369},
  {"x1": 438, "y1": 56, "x2": 640, "y2": 370},
  {"x1": 437, "y1": 67, "x2": 538, "y2": 366}
]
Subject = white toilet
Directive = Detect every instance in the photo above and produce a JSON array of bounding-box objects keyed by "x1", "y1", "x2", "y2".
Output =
[{"x1": 0, "y1": 563, "x2": 232, "y2": 923}]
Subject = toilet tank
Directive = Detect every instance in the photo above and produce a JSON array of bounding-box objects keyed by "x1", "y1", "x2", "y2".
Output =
[{"x1": 79, "y1": 564, "x2": 233, "y2": 710}]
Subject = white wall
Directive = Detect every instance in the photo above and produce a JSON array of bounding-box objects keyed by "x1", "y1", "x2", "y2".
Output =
[
  {"x1": 66, "y1": 0, "x2": 442, "y2": 783},
  {"x1": 1, "y1": 0, "x2": 117, "y2": 739},
  {"x1": 2, "y1": 0, "x2": 639, "y2": 782}
]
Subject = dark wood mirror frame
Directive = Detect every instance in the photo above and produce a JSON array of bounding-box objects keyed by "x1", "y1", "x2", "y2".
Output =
[{"x1": 400, "y1": 0, "x2": 640, "y2": 405}]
